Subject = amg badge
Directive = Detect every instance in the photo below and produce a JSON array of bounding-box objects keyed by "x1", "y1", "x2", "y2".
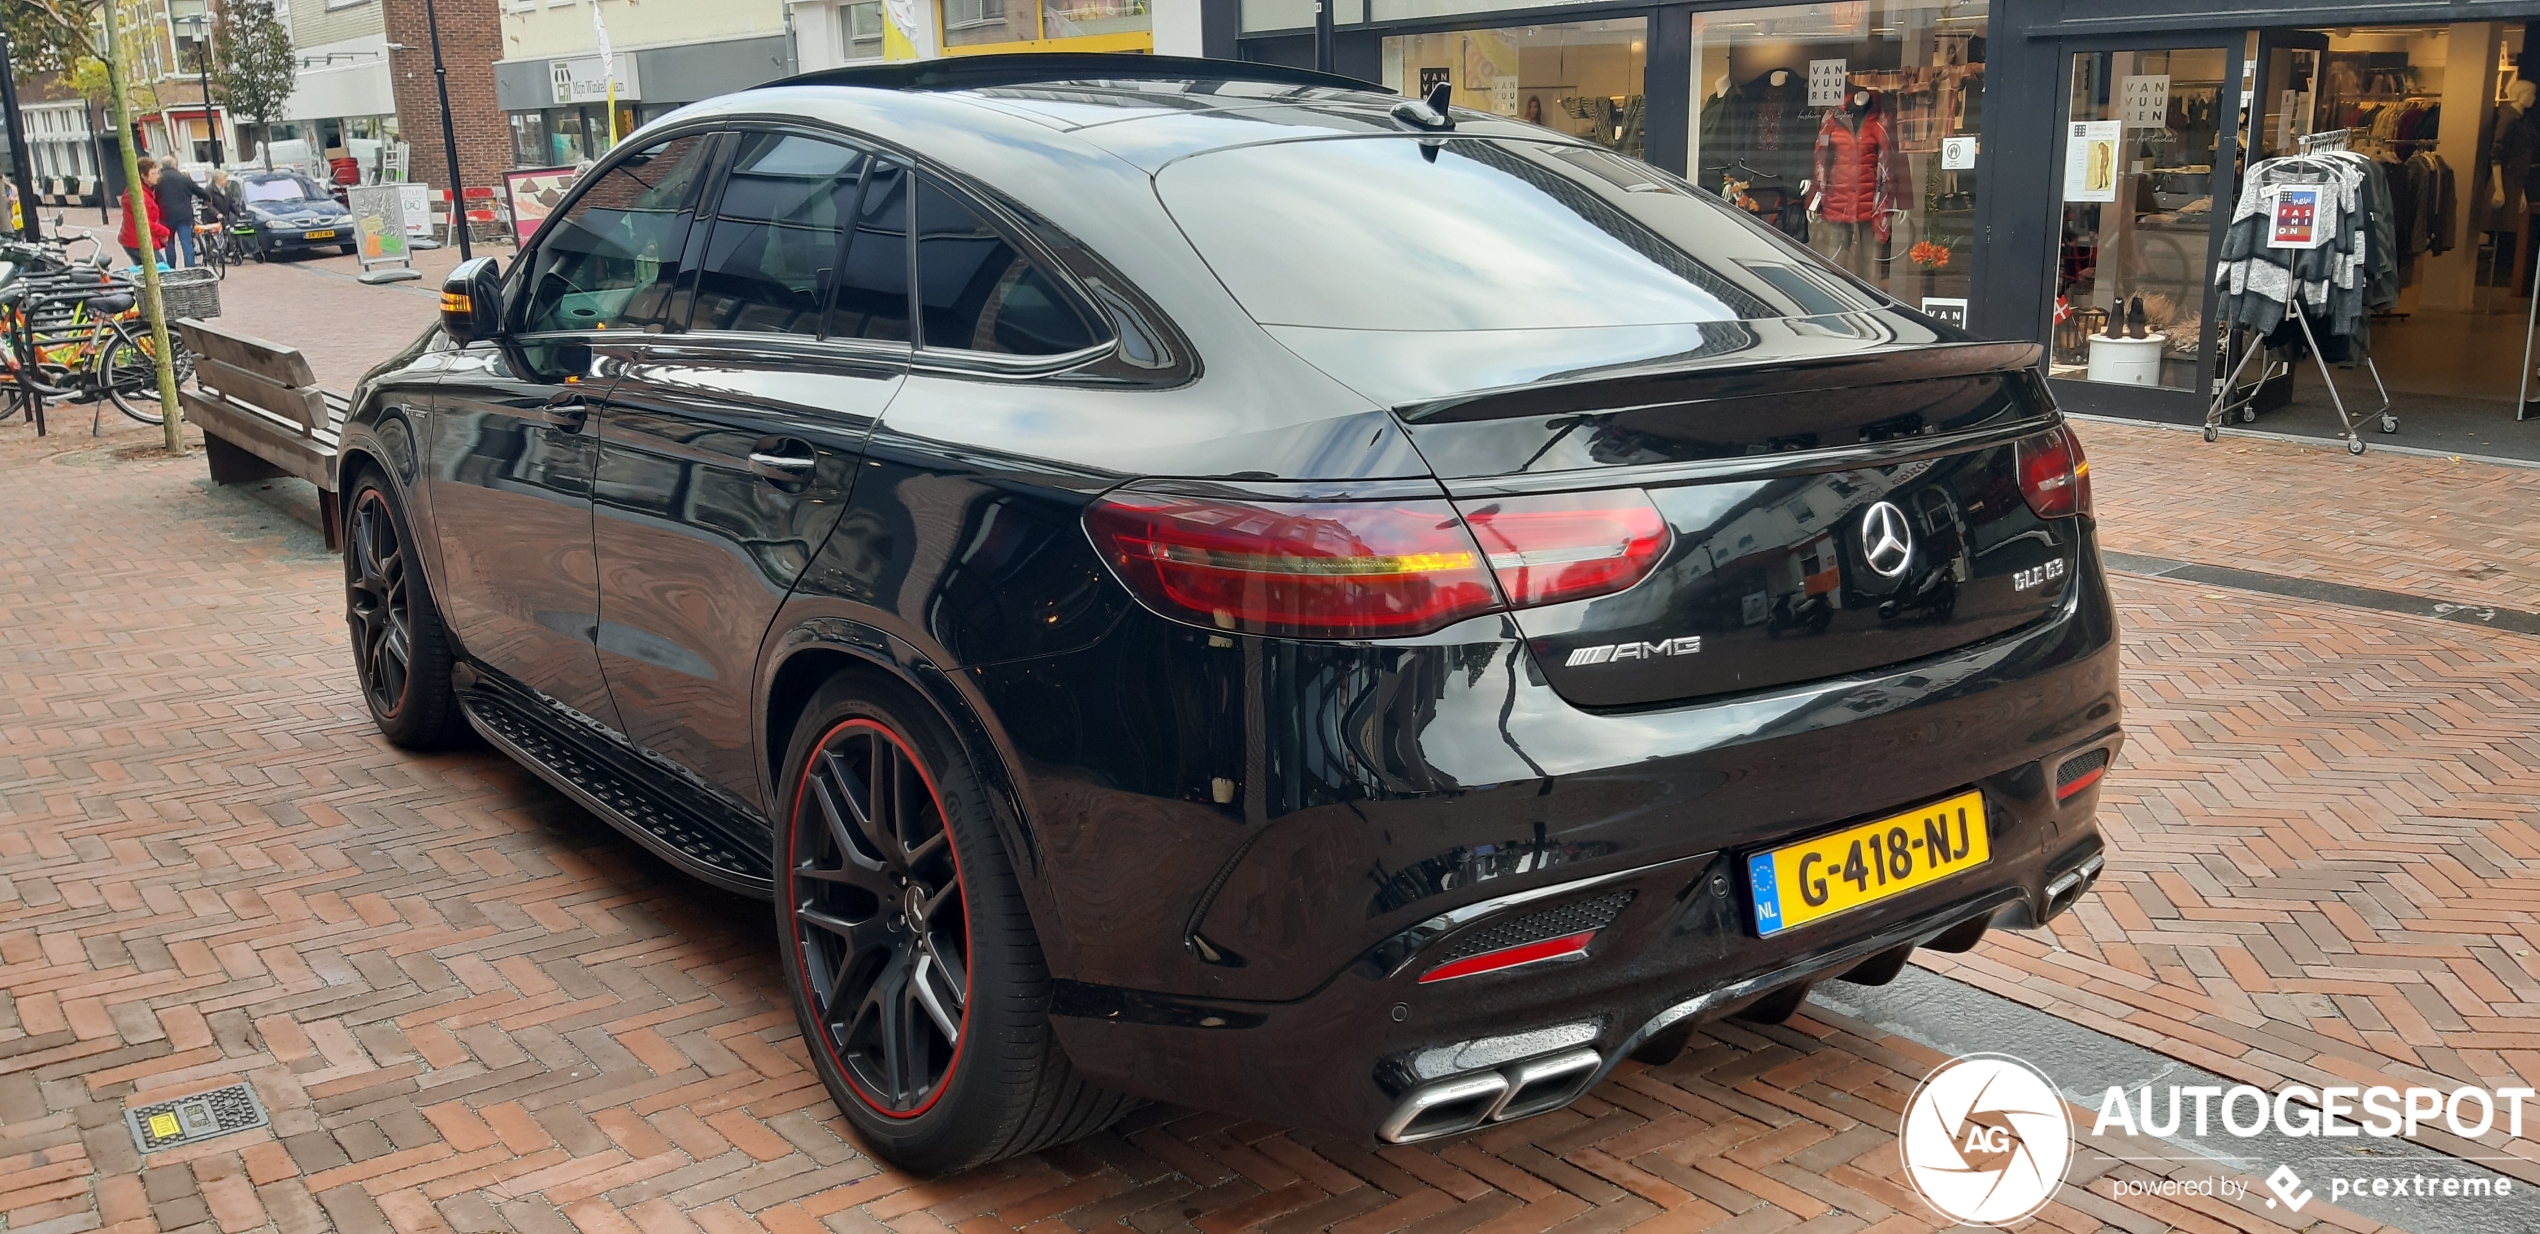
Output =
[{"x1": 1564, "y1": 636, "x2": 1702, "y2": 667}]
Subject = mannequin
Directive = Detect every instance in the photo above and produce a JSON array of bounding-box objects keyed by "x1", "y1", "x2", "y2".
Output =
[
  {"x1": 1730, "y1": 68, "x2": 1812, "y2": 195},
  {"x1": 1696, "y1": 73, "x2": 1733, "y2": 177},
  {"x1": 1807, "y1": 89, "x2": 1906, "y2": 279},
  {"x1": 2497, "y1": 79, "x2": 2540, "y2": 294}
]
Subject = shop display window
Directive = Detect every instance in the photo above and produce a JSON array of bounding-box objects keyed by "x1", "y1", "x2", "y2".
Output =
[
  {"x1": 2051, "y1": 47, "x2": 2231, "y2": 390},
  {"x1": 1687, "y1": 0, "x2": 1988, "y2": 314},
  {"x1": 1381, "y1": 18, "x2": 1648, "y2": 159},
  {"x1": 942, "y1": 0, "x2": 1150, "y2": 49}
]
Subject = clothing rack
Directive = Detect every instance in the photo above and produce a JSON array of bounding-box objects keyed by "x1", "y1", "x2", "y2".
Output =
[{"x1": 2205, "y1": 149, "x2": 2402, "y2": 454}]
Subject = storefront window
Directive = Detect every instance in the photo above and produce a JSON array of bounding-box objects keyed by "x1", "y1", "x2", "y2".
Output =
[
  {"x1": 2052, "y1": 47, "x2": 2231, "y2": 390},
  {"x1": 1381, "y1": 18, "x2": 1648, "y2": 159},
  {"x1": 942, "y1": 0, "x2": 1149, "y2": 49},
  {"x1": 551, "y1": 110, "x2": 590, "y2": 166},
  {"x1": 511, "y1": 112, "x2": 550, "y2": 169},
  {"x1": 1687, "y1": 0, "x2": 1988, "y2": 314}
]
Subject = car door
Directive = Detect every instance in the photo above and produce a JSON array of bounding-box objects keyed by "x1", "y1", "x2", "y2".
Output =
[
  {"x1": 592, "y1": 129, "x2": 909, "y2": 812},
  {"x1": 426, "y1": 130, "x2": 721, "y2": 730}
]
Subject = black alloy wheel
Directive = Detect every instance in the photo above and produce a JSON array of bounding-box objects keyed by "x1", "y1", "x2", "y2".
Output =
[
  {"x1": 346, "y1": 488, "x2": 415, "y2": 720},
  {"x1": 343, "y1": 476, "x2": 464, "y2": 749},
  {"x1": 776, "y1": 682, "x2": 1132, "y2": 1172},
  {"x1": 790, "y1": 718, "x2": 971, "y2": 1115}
]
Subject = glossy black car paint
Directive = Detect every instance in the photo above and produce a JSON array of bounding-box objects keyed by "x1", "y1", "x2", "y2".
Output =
[{"x1": 332, "y1": 56, "x2": 2119, "y2": 1141}]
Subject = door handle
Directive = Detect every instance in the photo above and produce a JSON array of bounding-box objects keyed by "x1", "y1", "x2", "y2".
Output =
[
  {"x1": 536, "y1": 390, "x2": 588, "y2": 428},
  {"x1": 747, "y1": 449, "x2": 818, "y2": 484}
]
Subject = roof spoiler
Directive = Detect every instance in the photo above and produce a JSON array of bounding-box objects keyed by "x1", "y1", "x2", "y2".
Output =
[
  {"x1": 755, "y1": 53, "x2": 1381, "y2": 96},
  {"x1": 1396, "y1": 340, "x2": 2048, "y2": 424}
]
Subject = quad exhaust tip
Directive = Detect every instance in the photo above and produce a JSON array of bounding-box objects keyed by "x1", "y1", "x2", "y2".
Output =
[
  {"x1": 2042, "y1": 853, "x2": 2105, "y2": 922},
  {"x1": 1378, "y1": 1047, "x2": 1604, "y2": 1144}
]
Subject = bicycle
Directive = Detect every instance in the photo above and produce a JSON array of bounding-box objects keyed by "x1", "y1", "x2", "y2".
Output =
[
  {"x1": 91, "y1": 313, "x2": 195, "y2": 425},
  {"x1": 195, "y1": 221, "x2": 232, "y2": 279},
  {"x1": 2, "y1": 250, "x2": 195, "y2": 431}
]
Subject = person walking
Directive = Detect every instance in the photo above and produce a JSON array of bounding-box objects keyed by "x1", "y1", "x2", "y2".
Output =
[
  {"x1": 154, "y1": 156, "x2": 210, "y2": 267},
  {"x1": 117, "y1": 161, "x2": 172, "y2": 268}
]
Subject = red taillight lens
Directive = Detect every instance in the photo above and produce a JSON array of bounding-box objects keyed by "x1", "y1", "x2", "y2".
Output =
[
  {"x1": 1083, "y1": 495, "x2": 1503, "y2": 639},
  {"x1": 1458, "y1": 491, "x2": 1671, "y2": 608},
  {"x1": 2015, "y1": 424, "x2": 2093, "y2": 520}
]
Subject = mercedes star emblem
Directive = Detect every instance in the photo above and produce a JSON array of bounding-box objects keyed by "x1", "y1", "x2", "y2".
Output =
[{"x1": 1860, "y1": 502, "x2": 1915, "y2": 579}]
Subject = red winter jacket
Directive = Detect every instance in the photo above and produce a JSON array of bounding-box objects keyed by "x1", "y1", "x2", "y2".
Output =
[
  {"x1": 117, "y1": 184, "x2": 171, "y2": 258},
  {"x1": 1808, "y1": 99, "x2": 1911, "y2": 241}
]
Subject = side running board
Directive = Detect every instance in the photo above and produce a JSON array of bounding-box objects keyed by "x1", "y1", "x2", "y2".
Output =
[{"x1": 456, "y1": 667, "x2": 775, "y2": 899}]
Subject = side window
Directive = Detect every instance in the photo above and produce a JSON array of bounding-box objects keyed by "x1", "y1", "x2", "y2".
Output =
[
  {"x1": 521, "y1": 134, "x2": 715, "y2": 334},
  {"x1": 826, "y1": 162, "x2": 912, "y2": 343},
  {"x1": 689, "y1": 132, "x2": 867, "y2": 335},
  {"x1": 912, "y1": 176, "x2": 1101, "y2": 356}
]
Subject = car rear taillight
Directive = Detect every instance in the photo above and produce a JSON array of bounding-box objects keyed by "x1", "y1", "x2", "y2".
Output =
[
  {"x1": 1083, "y1": 495, "x2": 1503, "y2": 639},
  {"x1": 2015, "y1": 424, "x2": 2093, "y2": 520},
  {"x1": 1458, "y1": 491, "x2": 1671, "y2": 608}
]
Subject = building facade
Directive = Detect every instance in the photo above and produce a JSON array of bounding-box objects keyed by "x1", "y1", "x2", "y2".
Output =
[
  {"x1": 15, "y1": 0, "x2": 236, "y2": 206},
  {"x1": 492, "y1": 0, "x2": 792, "y2": 167},
  {"x1": 272, "y1": 0, "x2": 404, "y2": 173},
  {"x1": 1232, "y1": 0, "x2": 2540, "y2": 437}
]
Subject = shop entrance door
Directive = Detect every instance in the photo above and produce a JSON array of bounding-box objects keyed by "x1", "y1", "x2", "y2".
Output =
[{"x1": 2044, "y1": 38, "x2": 2246, "y2": 416}]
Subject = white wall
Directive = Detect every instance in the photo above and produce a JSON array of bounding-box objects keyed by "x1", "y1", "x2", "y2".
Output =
[{"x1": 1151, "y1": 0, "x2": 1203, "y2": 57}]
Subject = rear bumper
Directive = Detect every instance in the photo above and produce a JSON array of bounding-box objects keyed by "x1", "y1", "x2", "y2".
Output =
[
  {"x1": 1047, "y1": 772, "x2": 2110, "y2": 1139},
  {"x1": 978, "y1": 532, "x2": 2122, "y2": 1139}
]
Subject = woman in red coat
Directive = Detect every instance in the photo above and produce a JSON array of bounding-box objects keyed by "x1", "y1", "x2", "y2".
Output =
[{"x1": 117, "y1": 161, "x2": 172, "y2": 267}]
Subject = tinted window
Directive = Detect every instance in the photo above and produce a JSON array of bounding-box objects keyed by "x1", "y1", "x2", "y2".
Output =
[
  {"x1": 913, "y1": 178, "x2": 1099, "y2": 355},
  {"x1": 689, "y1": 133, "x2": 866, "y2": 335},
  {"x1": 826, "y1": 163, "x2": 912, "y2": 343},
  {"x1": 521, "y1": 134, "x2": 716, "y2": 334},
  {"x1": 1154, "y1": 137, "x2": 1870, "y2": 330}
]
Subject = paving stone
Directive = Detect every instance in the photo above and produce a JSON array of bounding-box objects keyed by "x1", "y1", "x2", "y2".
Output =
[{"x1": 7, "y1": 324, "x2": 2531, "y2": 1234}]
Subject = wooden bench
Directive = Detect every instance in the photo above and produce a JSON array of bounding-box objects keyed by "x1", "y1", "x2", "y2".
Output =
[{"x1": 175, "y1": 319, "x2": 352, "y2": 550}]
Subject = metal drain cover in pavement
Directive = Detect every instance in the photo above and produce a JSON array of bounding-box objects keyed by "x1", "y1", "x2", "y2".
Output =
[{"x1": 125, "y1": 1083, "x2": 269, "y2": 1153}]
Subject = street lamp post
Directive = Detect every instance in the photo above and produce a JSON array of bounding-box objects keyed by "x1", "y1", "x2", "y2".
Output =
[
  {"x1": 422, "y1": 0, "x2": 471, "y2": 260},
  {"x1": 184, "y1": 13, "x2": 223, "y2": 167},
  {"x1": 0, "y1": 30, "x2": 43, "y2": 241}
]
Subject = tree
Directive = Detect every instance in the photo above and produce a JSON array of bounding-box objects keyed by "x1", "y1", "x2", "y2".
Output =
[
  {"x1": 1, "y1": 0, "x2": 99, "y2": 80},
  {"x1": 70, "y1": 54, "x2": 160, "y2": 114},
  {"x1": 212, "y1": 0, "x2": 292, "y2": 168}
]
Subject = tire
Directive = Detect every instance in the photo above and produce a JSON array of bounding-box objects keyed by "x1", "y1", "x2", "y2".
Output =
[
  {"x1": 776, "y1": 678, "x2": 1133, "y2": 1173},
  {"x1": 339, "y1": 243, "x2": 359, "y2": 257},
  {"x1": 344, "y1": 472, "x2": 467, "y2": 749},
  {"x1": 97, "y1": 320, "x2": 192, "y2": 425}
]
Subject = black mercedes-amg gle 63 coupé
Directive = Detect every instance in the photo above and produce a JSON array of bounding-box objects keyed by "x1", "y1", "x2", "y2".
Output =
[{"x1": 334, "y1": 54, "x2": 2119, "y2": 1172}]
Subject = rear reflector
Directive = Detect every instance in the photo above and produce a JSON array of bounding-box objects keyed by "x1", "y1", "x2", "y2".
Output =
[
  {"x1": 1458, "y1": 491, "x2": 1671, "y2": 609},
  {"x1": 2016, "y1": 424, "x2": 2093, "y2": 520},
  {"x1": 2056, "y1": 747, "x2": 2112, "y2": 799},
  {"x1": 1083, "y1": 495, "x2": 1503, "y2": 639},
  {"x1": 1418, "y1": 930, "x2": 1598, "y2": 983}
]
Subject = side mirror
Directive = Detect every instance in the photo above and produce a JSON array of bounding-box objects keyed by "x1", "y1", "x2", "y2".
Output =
[{"x1": 440, "y1": 257, "x2": 505, "y2": 342}]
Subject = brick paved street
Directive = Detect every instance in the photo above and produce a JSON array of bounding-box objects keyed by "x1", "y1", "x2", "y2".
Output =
[{"x1": 2, "y1": 340, "x2": 2537, "y2": 1230}]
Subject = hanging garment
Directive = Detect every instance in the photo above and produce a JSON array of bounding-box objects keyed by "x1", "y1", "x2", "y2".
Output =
[
  {"x1": 2214, "y1": 154, "x2": 2375, "y2": 338},
  {"x1": 1729, "y1": 71, "x2": 1811, "y2": 186},
  {"x1": 1807, "y1": 96, "x2": 1910, "y2": 243},
  {"x1": 2399, "y1": 151, "x2": 2457, "y2": 257}
]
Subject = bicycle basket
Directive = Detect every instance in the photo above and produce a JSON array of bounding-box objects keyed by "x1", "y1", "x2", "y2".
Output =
[{"x1": 158, "y1": 267, "x2": 222, "y2": 320}]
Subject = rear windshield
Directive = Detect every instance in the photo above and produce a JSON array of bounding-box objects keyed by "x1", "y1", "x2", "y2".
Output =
[{"x1": 1154, "y1": 137, "x2": 1875, "y2": 331}]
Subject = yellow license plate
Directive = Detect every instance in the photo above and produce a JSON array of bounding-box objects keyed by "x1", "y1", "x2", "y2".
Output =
[
  {"x1": 1748, "y1": 790, "x2": 1989, "y2": 936},
  {"x1": 304, "y1": 229, "x2": 337, "y2": 240}
]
